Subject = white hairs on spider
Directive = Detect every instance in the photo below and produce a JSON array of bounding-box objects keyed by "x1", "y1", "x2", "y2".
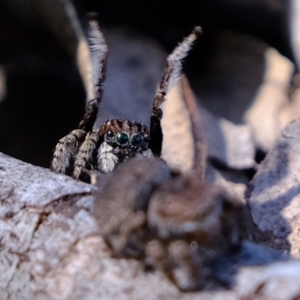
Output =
[
  {"x1": 97, "y1": 142, "x2": 119, "y2": 173},
  {"x1": 165, "y1": 27, "x2": 201, "y2": 94}
]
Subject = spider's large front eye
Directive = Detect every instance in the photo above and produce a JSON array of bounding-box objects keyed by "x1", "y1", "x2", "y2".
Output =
[
  {"x1": 117, "y1": 132, "x2": 129, "y2": 145},
  {"x1": 106, "y1": 130, "x2": 115, "y2": 138},
  {"x1": 131, "y1": 134, "x2": 143, "y2": 146}
]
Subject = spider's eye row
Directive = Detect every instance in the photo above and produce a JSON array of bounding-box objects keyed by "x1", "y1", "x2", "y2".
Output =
[
  {"x1": 106, "y1": 130, "x2": 115, "y2": 138},
  {"x1": 131, "y1": 134, "x2": 143, "y2": 146},
  {"x1": 117, "y1": 132, "x2": 129, "y2": 145}
]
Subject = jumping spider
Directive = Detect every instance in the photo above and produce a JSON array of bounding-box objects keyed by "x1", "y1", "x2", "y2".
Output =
[{"x1": 51, "y1": 18, "x2": 201, "y2": 183}]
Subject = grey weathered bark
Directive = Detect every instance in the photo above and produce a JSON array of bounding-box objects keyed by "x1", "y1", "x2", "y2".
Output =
[
  {"x1": 248, "y1": 118, "x2": 300, "y2": 256},
  {"x1": 1, "y1": 145, "x2": 300, "y2": 299}
]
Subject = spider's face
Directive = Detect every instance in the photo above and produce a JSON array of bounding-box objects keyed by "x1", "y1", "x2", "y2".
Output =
[{"x1": 99, "y1": 119, "x2": 151, "y2": 162}]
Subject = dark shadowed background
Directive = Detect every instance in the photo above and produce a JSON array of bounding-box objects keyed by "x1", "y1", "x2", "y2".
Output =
[{"x1": 0, "y1": 0, "x2": 293, "y2": 167}]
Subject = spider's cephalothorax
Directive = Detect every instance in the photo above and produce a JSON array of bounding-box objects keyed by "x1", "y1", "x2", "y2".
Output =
[
  {"x1": 51, "y1": 16, "x2": 201, "y2": 183},
  {"x1": 99, "y1": 119, "x2": 152, "y2": 165},
  {"x1": 72, "y1": 119, "x2": 152, "y2": 182}
]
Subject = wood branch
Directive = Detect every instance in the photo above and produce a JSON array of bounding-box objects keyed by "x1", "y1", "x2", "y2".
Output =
[
  {"x1": 0, "y1": 152, "x2": 299, "y2": 299},
  {"x1": 248, "y1": 118, "x2": 300, "y2": 255}
]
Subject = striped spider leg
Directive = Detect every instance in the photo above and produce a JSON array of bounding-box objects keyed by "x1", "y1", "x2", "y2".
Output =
[
  {"x1": 50, "y1": 16, "x2": 108, "y2": 177},
  {"x1": 149, "y1": 26, "x2": 202, "y2": 156}
]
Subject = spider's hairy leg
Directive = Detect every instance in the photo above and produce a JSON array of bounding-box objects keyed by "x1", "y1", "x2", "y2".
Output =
[
  {"x1": 50, "y1": 98, "x2": 98, "y2": 177},
  {"x1": 78, "y1": 98, "x2": 99, "y2": 132},
  {"x1": 152, "y1": 26, "x2": 202, "y2": 112},
  {"x1": 149, "y1": 26, "x2": 202, "y2": 156},
  {"x1": 81, "y1": 15, "x2": 109, "y2": 131},
  {"x1": 78, "y1": 16, "x2": 109, "y2": 132},
  {"x1": 87, "y1": 15, "x2": 108, "y2": 107},
  {"x1": 73, "y1": 132, "x2": 103, "y2": 183},
  {"x1": 51, "y1": 16, "x2": 108, "y2": 178},
  {"x1": 149, "y1": 114, "x2": 163, "y2": 157},
  {"x1": 51, "y1": 129, "x2": 86, "y2": 175}
]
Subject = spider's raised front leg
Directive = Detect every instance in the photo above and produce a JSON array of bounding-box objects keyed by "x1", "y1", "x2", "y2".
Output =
[
  {"x1": 149, "y1": 26, "x2": 202, "y2": 157},
  {"x1": 51, "y1": 15, "x2": 108, "y2": 178}
]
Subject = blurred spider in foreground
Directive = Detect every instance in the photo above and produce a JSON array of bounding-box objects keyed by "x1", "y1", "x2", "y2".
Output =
[{"x1": 51, "y1": 17, "x2": 201, "y2": 183}]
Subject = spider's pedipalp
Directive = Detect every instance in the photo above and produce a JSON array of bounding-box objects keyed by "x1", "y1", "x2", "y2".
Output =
[
  {"x1": 97, "y1": 142, "x2": 119, "y2": 173},
  {"x1": 73, "y1": 131, "x2": 103, "y2": 183},
  {"x1": 149, "y1": 27, "x2": 201, "y2": 157},
  {"x1": 51, "y1": 129, "x2": 86, "y2": 175}
]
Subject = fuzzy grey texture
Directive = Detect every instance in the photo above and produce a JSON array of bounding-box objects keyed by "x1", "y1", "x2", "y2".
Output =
[{"x1": 249, "y1": 118, "x2": 300, "y2": 255}]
